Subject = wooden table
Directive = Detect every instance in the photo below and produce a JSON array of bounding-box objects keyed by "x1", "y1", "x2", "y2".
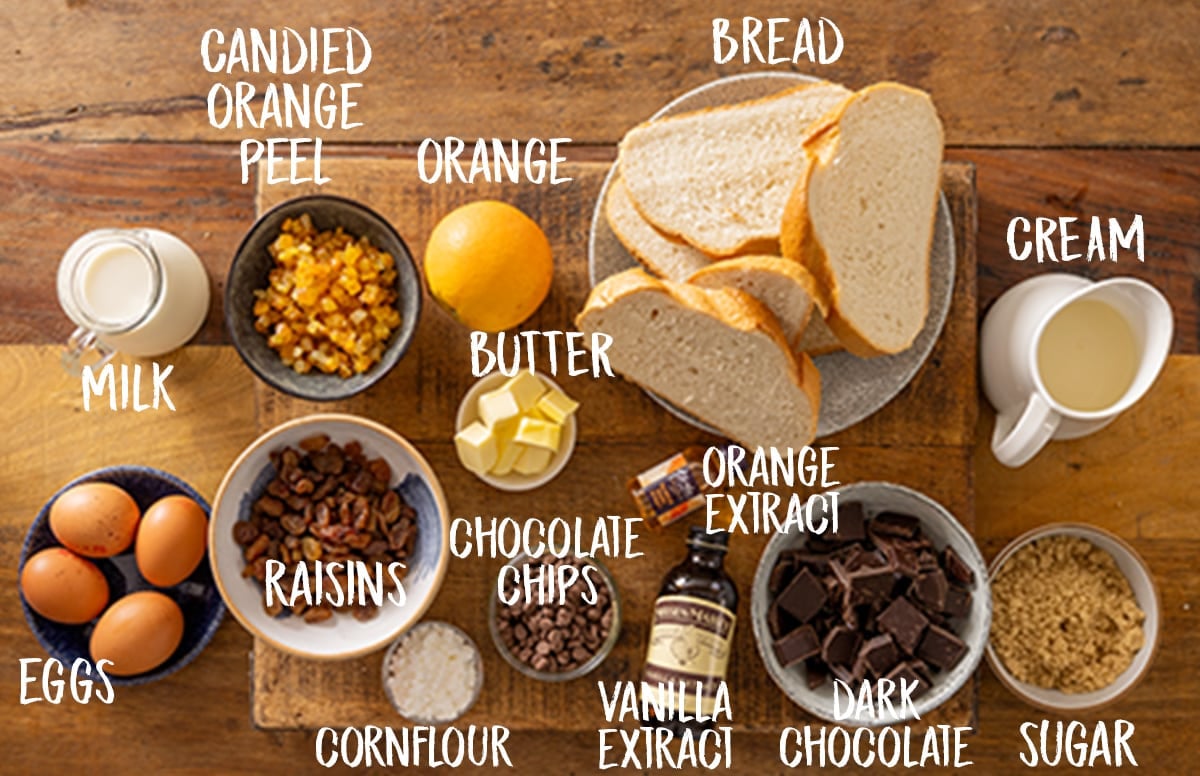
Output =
[{"x1": 2, "y1": 2, "x2": 1197, "y2": 773}]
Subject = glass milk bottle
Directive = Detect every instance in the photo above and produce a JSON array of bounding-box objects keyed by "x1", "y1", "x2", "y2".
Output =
[{"x1": 56, "y1": 228, "x2": 210, "y2": 371}]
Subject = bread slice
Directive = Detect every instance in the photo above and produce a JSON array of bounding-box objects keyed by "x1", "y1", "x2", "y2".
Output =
[
  {"x1": 618, "y1": 81, "x2": 852, "y2": 257},
  {"x1": 577, "y1": 269, "x2": 820, "y2": 449},
  {"x1": 686, "y1": 256, "x2": 819, "y2": 350},
  {"x1": 781, "y1": 82, "x2": 942, "y2": 357},
  {"x1": 606, "y1": 173, "x2": 712, "y2": 282},
  {"x1": 796, "y1": 315, "x2": 843, "y2": 356}
]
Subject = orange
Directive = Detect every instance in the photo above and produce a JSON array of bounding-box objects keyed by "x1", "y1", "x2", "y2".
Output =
[{"x1": 423, "y1": 201, "x2": 553, "y2": 332}]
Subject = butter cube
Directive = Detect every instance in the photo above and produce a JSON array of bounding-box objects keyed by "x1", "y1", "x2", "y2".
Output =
[
  {"x1": 503, "y1": 370, "x2": 548, "y2": 412},
  {"x1": 513, "y1": 445, "x2": 554, "y2": 476},
  {"x1": 454, "y1": 421, "x2": 498, "y2": 473},
  {"x1": 535, "y1": 388, "x2": 579, "y2": 424},
  {"x1": 491, "y1": 439, "x2": 526, "y2": 476},
  {"x1": 515, "y1": 416, "x2": 561, "y2": 452},
  {"x1": 477, "y1": 386, "x2": 522, "y2": 427}
]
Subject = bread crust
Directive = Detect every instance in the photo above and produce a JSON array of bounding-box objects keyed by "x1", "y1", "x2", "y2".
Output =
[
  {"x1": 605, "y1": 173, "x2": 712, "y2": 281},
  {"x1": 577, "y1": 268, "x2": 820, "y2": 446},
  {"x1": 780, "y1": 82, "x2": 940, "y2": 358},
  {"x1": 686, "y1": 255, "x2": 819, "y2": 349}
]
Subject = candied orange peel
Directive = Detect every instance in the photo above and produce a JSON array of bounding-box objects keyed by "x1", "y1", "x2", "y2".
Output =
[{"x1": 253, "y1": 214, "x2": 401, "y2": 377}]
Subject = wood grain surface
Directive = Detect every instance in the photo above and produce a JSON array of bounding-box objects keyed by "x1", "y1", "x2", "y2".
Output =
[
  {"x1": 2, "y1": 347, "x2": 1196, "y2": 774},
  {"x1": 2, "y1": 146, "x2": 1195, "y2": 353},
  {"x1": 3, "y1": 1, "x2": 1198, "y2": 772},
  {"x1": 247, "y1": 159, "x2": 977, "y2": 730},
  {"x1": 1, "y1": 1, "x2": 1196, "y2": 146}
]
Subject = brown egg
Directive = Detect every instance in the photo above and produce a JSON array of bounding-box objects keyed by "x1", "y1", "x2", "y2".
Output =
[
  {"x1": 20, "y1": 547, "x2": 110, "y2": 624},
  {"x1": 135, "y1": 495, "x2": 208, "y2": 587},
  {"x1": 49, "y1": 482, "x2": 140, "y2": 558},
  {"x1": 89, "y1": 591, "x2": 184, "y2": 676}
]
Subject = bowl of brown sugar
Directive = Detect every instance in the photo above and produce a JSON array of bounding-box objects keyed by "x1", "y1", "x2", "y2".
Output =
[{"x1": 986, "y1": 523, "x2": 1159, "y2": 712}]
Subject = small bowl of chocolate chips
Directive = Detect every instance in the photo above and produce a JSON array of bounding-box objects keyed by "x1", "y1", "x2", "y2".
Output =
[
  {"x1": 489, "y1": 553, "x2": 621, "y2": 682},
  {"x1": 751, "y1": 481, "x2": 991, "y2": 726}
]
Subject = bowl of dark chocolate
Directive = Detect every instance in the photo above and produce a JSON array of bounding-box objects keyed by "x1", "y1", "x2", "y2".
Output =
[{"x1": 751, "y1": 481, "x2": 991, "y2": 726}]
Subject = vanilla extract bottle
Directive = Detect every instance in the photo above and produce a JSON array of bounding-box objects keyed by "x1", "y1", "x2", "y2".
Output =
[{"x1": 640, "y1": 526, "x2": 738, "y2": 737}]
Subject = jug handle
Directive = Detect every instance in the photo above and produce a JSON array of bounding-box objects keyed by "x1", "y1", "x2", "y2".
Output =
[{"x1": 992, "y1": 393, "x2": 1060, "y2": 468}]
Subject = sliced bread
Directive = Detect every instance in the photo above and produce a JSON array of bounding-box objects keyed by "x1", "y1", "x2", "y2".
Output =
[
  {"x1": 606, "y1": 173, "x2": 712, "y2": 282},
  {"x1": 796, "y1": 314, "x2": 843, "y2": 356},
  {"x1": 576, "y1": 268, "x2": 820, "y2": 450},
  {"x1": 781, "y1": 82, "x2": 943, "y2": 357},
  {"x1": 618, "y1": 81, "x2": 852, "y2": 257},
  {"x1": 686, "y1": 256, "x2": 819, "y2": 350}
]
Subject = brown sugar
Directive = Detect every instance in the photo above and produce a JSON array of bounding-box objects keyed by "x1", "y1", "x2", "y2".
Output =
[{"x1": 990, "y1": 535, "x2": 1145, "y2": 693}]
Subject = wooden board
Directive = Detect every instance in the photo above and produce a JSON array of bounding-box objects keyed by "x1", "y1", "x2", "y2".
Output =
[
  {"x1": 247, "y1": 159, "x2": 978, "y2": 730},
  {"x1": 1, "y1": 1, "x2": 1198, "y2": 147},
  {"x1": 3, "y1": 349, "x2": 1199, "y2": 774}
]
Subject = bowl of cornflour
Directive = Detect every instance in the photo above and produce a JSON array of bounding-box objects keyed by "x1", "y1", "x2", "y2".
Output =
[
  {"x1": 382, "y1": 620, "x2": 483, "y2": 723},
  {"x1": 986, "y1": 523, "x2": 1159, "y2": 713}
]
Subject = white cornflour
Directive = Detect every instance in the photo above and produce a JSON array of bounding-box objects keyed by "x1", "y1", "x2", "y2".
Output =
[{"x1": 386, "y1": 623, "x2": 481, "y2": 722}]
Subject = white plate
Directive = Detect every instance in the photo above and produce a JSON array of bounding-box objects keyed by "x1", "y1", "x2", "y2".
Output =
[{"x1": 588, "y1": 72, "x2": 956, "y2": 439}]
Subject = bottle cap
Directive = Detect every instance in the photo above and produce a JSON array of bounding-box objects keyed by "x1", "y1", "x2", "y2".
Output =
[{"x1": 687, "y1": 525, "x2": 730, "y2": 551}]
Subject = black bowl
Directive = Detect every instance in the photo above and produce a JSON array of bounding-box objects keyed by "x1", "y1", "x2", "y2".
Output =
[
  {"x1": 225, "y1": 195, "x2": 422, "y2": 401},
  {"x1": 18, "y1": 466, "x2": 226, "y2": 686}
]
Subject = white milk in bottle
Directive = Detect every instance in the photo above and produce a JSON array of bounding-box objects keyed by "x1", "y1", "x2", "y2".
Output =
[{"x1": 57, "y1": 229, "x2": 210, "y2": 369}]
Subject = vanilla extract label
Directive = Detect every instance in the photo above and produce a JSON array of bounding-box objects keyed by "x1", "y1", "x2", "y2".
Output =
[{"x1": 642, "y1": 597, "x2": 735, "y2": 716}]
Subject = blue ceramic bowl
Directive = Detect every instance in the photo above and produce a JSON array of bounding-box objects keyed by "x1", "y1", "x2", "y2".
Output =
[
  {"x1": 18, "y1": 466, "x2": 226, "y2": 686},
  {"x1": 225, "y1": 194, "x2": 423, "y2": 401}
]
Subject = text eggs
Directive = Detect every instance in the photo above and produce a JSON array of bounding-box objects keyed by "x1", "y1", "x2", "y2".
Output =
[
  {"x1": 49, "y1": 482, "x2": 140, "y2": 558},
  {"x1": 20, "y1": 547, "x2": 110, "y2": 624},
  {"x1": 89, "y1": 591, "x2": 184, "y2": 676},
  {"x1": 136, "y1": 495, "x2": 208, "y2": 587}
]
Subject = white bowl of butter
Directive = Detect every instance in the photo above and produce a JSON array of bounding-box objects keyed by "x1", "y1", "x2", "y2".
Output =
[{"x1": 454, "y1": 371, "x2": 579, "y2": 492}]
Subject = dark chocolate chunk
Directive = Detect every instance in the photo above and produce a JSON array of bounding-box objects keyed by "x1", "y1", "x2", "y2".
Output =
[
  {"x1": 776, "y1": 567, "x2": 827, "y2": 623},
  {"x1": 805, "y1": 658, "x2": 829, "y2": 690},
  {"x1": 879, "y1": 538, "x2": 922, "y2": 579},
  {"x1": 821, "y1": 625, "x2": 861, "y2": 667},
  {"x1": 942, "y1": 585, "x2": 972, "y2": 619},
  {"x1": 773, "y1": 624, "x2": 821, "y2": 668},
  {"x1": 911, "y1": 569, "x2": 948, "y2": 613},
  {"x1": 870, "y1": 511, "x2": 921, "y2": 539},
  {"x1": 767, "y1": 602, "x2": 800, "y2": 639},
  {"x1": 884, "y1": 662, "x2": 930, "y2": 698},
  {"x1": 910, "y1": 658, "x2": 935, "y2": 685},
  {"x1": 768, "y1": 556, "x2": 795, "y2": 596},
  {"x1": 877, "y1": 596, "x2": 929, "y2": 655},
  {"x1": 854, "y1": 634, "x2": 901, "y2": 679},
  {"x1": 917, "y1": 549, "x2": 940, "y2": 572},
  {"x1": 849, "y1": 566, "x2": 897, "y2": 606},
  {"x1": 786, "y1": 550, "x2": 834, "y2": 575},
  {"x1": 942, "y1": 545, "x2": 975, "y2": 585},
  {"x1": 917, "y1": 624, "x2": 967, "y2": 670},
  {"x1": 829, "y1": 662, "x2": 863, "y2": 687},
  {"x1": 827, "y1": 500, "x2": 867, "y2": 542}
]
